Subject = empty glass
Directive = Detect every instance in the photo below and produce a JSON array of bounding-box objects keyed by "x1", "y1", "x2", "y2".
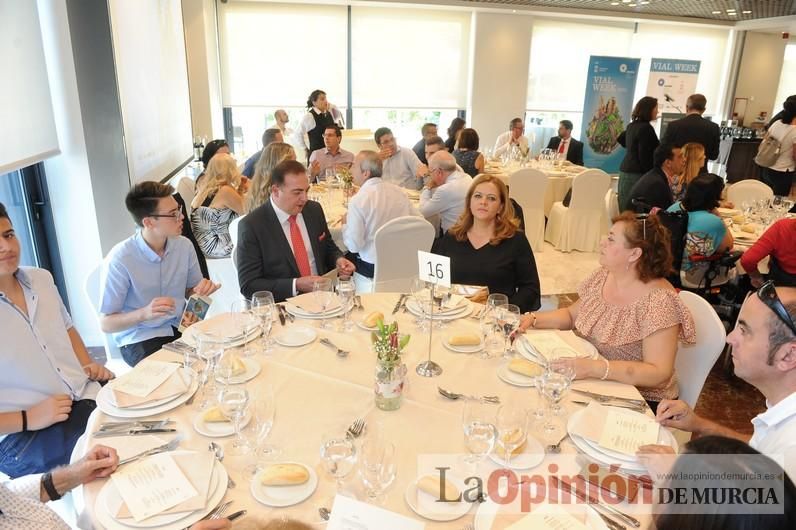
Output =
[
  {"x1": 495, "y1": 404, "x2": 528, "y2": 467},
  {"x1": 251, "y1": 291, "x2": 276, "y2": 354},
  {"x1": 312, "y1": 278, "x2": 335, "y2": 330},
  {"x1": 479, "y1": 306, "x2": 503, "y2": 360},
  {"x1": 462, "y1": 401, "x2": 497, "y2": 466},
  {"x1": 320, "y1": 432, "x2": 357, "y2": 494},
  {"x1": 410, "y1": 277, "x2": 432, "y2": 331},
  {"x1": 196, "y1": 333, "x2": 225, "y2": 409},
  {"x1": 231, "y1": 299, "x2": 257, "y2": 357},
  {"x1": 498, "y1": 304, "x2": 521, "y2": 358},
  {"x1": 541, "y1": 363, "x2": 574, "y2": 437},
  {"x1": 360, "y1": 438, "x2": 397, "y2": 503},
  {"x1": 218, "y1": 386, "x2": 250, "y2": 455},
  {"x1": 245, "y1": 384, "x2": 278, "y2": 475},
  {"x1": 336, "y1": 277, "x2": 356, "y2": 332}
]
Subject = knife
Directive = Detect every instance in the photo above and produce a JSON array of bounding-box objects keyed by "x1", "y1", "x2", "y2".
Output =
[
  {"x1": 571, "y1": 400, "x2": 644, "y2": 412},
  {"x1": 227, "y1": 510, "x2": 247, "y2": 522},
  {"x1": 118, "y1": 438, "x2": 181, "y2": 466},
  {"x1": 553, "y1": 477, "x2": 641, "y2": 528},
  {"x1": 571, "y1": 389, "x2": 647, "y2": 407},
  {"x1": 276, "y1": 304, "x2": 286, "y2": 326},
  {"x1": 280, "y1": 304, "x2": 295, "y2": 322},
  {"x1": 98, "y1": 420, "x2": 173, "y2": 432},
  {"x1": 392, "y1": 294, "x2": 407, "y2": 314},
  {"x1": 94, "y1": 428, "x2": 177, "y2": 438}
]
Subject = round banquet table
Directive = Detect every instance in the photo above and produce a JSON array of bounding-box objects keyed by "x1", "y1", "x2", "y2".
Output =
[
  {"x1": 78, "y1": 293, "x2": 661, "y2": 529},
  {"x1": 484, "y1": 163, "x2": 588, "y2": 216}
]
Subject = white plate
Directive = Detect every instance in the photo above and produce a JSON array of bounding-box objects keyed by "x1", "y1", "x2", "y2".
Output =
[
  {"x1": 406, "y1": 297, "x2": 469, "y2": 315},
  {"x1": 443, "y1": 335, "x2": 484, "y2": 354},
  {"x1": 406, "y1": 299, "x2": 471, "y2": 321},
  {"x1": 274, "y1": 326, "x2": 317, "y2": 347},
  {"x1": 192, "y1": 409, "x2": 252, "y2": 437},
  {"x1": 214, "y1": 357, "x2": 261, "y2": 384},
  {"x1": 284, "y1": 302, "x2": 349, "y2": 320},
  {"x1": 95, "y1": 452, "x2": 228, "y2": 530},
  {"x1": 250, "y1": 462, "x2": 318, "y2": 507},
  {"x1": 96, "y1": 369, "x2": 199, "y2": 419},
  {"x1": 496, "y1": 361, "x2": 539, "y2": 388},
  {"x1": 355, "y1": 320, "x2": 378, "y2": 332},
  {"x1": 473, "y1": 496, "x2": 609, "y2": 530},
  {"x1": 487, "y1": 434, "x2": 545, "y2": 470},
  {"x1": 567, "y1": 407, "x2": 678, "y2": 472},
  {"x1": 517, "y1": 333, "x2": 598, "y2": 363},
  {"x1": 404, "y1": 474, "x2": 472, "y2": 522},
  {"x1": 181, "y1": 312, "x2": 261, "y2": 347}
]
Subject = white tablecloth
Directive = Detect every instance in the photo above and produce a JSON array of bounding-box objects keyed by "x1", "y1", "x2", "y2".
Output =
[{"x1": 79, "y1": 293, "x2": 659, "y2": 529}]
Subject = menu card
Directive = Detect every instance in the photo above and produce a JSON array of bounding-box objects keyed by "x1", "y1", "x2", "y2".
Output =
[
  {"x1": 524, "y1": 331, "x2": 581, "y2": 360},
  {"x1": 506, "y1": 503, "x2": 589, "y2": 530},
  {"x1": 111, "y1": 453, "x2": 198, "y2": 521},
  {"x1": 598, "y1": 408, "x2": 659, "y2": 455},
  {"x1": 110, "y1": 369, "x2": 189, "y2": 408},
  {"x1": 328, "y1": 495, "x2": 424, "y2": 530},
  {"x1": 112, "y1": 361, "x2": 180, "y2": 398}
]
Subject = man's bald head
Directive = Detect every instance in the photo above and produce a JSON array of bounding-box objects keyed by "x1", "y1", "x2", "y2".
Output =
[{"x1": 429, "y1": 151, "x2": 456, "y2": 172}]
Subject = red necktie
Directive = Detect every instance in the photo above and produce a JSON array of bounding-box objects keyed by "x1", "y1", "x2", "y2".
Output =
[
  {"x1": 288, "y1": 215, "x2": 312, "y2": 277},
  {"x1": 558, "y1": 139, "x2": 566, "y2": 154}
]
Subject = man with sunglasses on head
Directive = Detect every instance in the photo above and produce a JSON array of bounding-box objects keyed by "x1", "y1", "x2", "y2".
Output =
[
  {"x1": 99, "y1": 182, "x2": 220, "y2": 367},
  {"x1": 640, "y1": 282, "x2": 796, "y2": 479}
]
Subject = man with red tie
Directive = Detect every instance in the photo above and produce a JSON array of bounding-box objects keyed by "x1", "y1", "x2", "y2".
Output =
[
  {"x1": 236, "y1": 160, "x2": 356, "y2": 302},
  {"x1": 546, "y1": 120, "x2": 584, "y2": 166}
]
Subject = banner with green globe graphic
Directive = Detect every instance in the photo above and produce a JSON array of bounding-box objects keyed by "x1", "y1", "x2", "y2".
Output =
[{"x1": 580, "y1": 56, "x2": 640, "y2": 173}]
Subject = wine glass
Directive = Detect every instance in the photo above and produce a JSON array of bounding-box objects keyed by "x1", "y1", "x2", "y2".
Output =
[
  {"x1": 495, "y1": 404, "x2": 528, "y2": 467},
  {"x1": 360, "y1": 438, "x2": 397, "y2": 503},
  {"x1": 486, "y1": 293, "x2": 508, "y2": 311},
  {"x1": 218, "y1": 386, "x2": 250, "y2": 455},
  {"x1": 215, "y1": 348, "x2": 240, "y2": 387},
  {"x1": 231, "y1": 299, "x2": 257, "y2": 357},
  {"x1": 410, "y1": 277, "x2": 432, "y2": 331},
  {"x1": 312, "y1": 278, "x2": 335, "y2": 330},
  {"x1": 541, "y1": 365, "x2": 572, "y2": 437},
  {"x1": 196, "y1": 333, "x2": 225, "y2": 409},
  {"x1": 244, "y1": 384, "x2": 278, "y2": 476},
  {"x1": 498, "y1": 304, "x2": 521, "y2": 358},
  {"x1": 431, "y1": 283, "x2": 452, "y2": 330},
  {"x1": 462, "y1": 401, "x2": 497, "y2": 467},
  {"x1": 336, "y1": 277, "x2": 356, "y2": 332},
  {"x1": 320, "y1": 432, "x2": 357, "y2": 494},
  {"x1": 251, "y1": 291, "x2": 276, "y2": 354},
  {"x1": 325, "y1": 167, "x2": 335, "y2": 184},
  {"x1": 479, "y1": 306, "x2": 503, "y2": 360}
]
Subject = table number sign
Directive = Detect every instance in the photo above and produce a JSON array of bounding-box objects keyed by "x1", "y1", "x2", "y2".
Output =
[{"x1": 418, "y1": 251, "x2": 451, "y2": 287}]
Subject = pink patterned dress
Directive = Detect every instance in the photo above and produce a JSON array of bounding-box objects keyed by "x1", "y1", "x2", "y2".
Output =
[{"x1": 574, "y1": 267, "x2": 696, "y2": 402}]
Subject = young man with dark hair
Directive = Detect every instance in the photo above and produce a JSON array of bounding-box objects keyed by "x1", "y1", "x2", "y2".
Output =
[
  {"x1": 241, "y1": 127, "x2": 285, "y2": 178},
  {"x1": 546, "y1": 119, "x2": 584, "y2": 166},
  {"x1": 0, "y1": 203, "x2": 113, "y2": 478},
  {"x1": 628, "y1": 142, "x2": 685, "y2": 212},
  {"x1": 412, "y1": 122, "x2": 438, "y2": 165},
  {"x1": 99, "y1": 182, "x2": 219, "y2": 367},
  {"x1": 374, "y1": 127, "x2": 427, "y2": 190}
]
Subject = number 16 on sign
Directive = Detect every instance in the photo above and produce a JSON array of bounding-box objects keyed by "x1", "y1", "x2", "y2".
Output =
[{"x1": 418, "y1": 251, "x2": 450, "y2": 287}]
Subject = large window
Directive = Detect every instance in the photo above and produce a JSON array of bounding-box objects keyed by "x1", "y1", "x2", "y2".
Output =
[{"x1": 773, "y1": 42, "x2": 796, "y2": 117}]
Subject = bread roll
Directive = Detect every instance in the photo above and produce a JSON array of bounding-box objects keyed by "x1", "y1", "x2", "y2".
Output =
[
  {"x1": 448, "y1": 334, "x2": 481, "y2": 346},
  {"x1": 496, "y1": 430, "x2": 527, "y2": 459},
  {"x1": 364, "y1": 311, "x2": 383, "y2": 328},
  {"x1": 731, "y1": 214, "x2": 745, "y2": 225},
  {"x1": 508, "y1": 358, "x2": 543, "y2": 378},
  {"x1": 740, "y1": 224, "x2": 756, "y2": 233},
  {"x1": 260, "y1": 463, "x2": 310, "y2": 486},
  {"x1": 202, "y1": 406, "x2": 229, "y2": 423},
  {"x1": 218, "y1": 354, "x2": 246, "y2": 376},
  {"x1": 417, "y1": 475, "x2": 459, "y2": 499}
]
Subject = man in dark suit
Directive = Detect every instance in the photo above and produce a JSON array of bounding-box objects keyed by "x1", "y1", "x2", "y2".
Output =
[
  {"x1": 661, "y1": 93, "x2": 719, "y2": 170},
  {"x1": 236, "y1": 159, "x2": 356, "y2": 302},
  {"x1": 628, "y1": 142, "x2": 685, "y2": 213},
  {"x1": 546, "y1": 120, "x2": 584, "y2": 166}
]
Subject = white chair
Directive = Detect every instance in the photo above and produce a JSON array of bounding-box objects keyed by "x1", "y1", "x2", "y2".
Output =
[
  {"x1": 726, "y1": 179, "x2": 774, "y2": 206},
  {"x1": 176, "y1": 177, "x2": 196, "y2": 215},
  {"x1": 509, "y1": 168, "x2": 548, "y2": 252},
  {"x1": 228, "y1": 215, "x2": 244, "y2": 266},
  {"x1": 205, "y1": 257, "x2": 243, "y2": 318},
  {"x1": 675, "y1": 291, "x2": 727, "y2": 409},
  {"x1": 604, "y1": 189, "x2": 619, "y2": 231},
  {"x1": 544, "y1": 169, "x2": 611, "y2": 252},
  {"x1": 353, "y1": 216, "x2": 435, "y2": 293},
  {"x1": 84, "y1": 265, "x2": 122, "y2": 360}
]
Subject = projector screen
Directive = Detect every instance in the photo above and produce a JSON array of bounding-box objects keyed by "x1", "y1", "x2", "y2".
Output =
[{"x1": 108, "y1": 0, "x2": 193, "y2": 183}]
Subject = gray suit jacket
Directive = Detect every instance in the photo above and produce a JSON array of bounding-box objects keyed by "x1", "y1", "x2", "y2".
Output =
[{"x1": 236, "y1": 200, "x2": 343, "y2": 302}]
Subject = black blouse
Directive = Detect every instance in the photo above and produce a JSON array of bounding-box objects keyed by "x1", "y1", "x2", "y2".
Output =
[
  {"x1": 431, "y1": 231, "x2": 541, "y2": 312},
  {"x1": 618, "y1": 121, "x2": 659, "y2": 174}
]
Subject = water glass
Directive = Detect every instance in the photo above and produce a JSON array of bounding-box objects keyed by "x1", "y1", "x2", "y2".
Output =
[
  {"x1": 486, "y1": 293, "x2": 508, "y2": 310},
  {"x1": 196, "y1": 333, "x2": 225, "y2": 409},
  {"x1": 541, "y1": 365, "x2": 572, "y2": 437},
  {"x1": 312, "y1": 278, "x2": 335, "y2": 330},
  {"x1": 495, "y1": 404, "x2": 528, "y2": 467},
  {"x1": 336, "y1": 277, "x2": 356, "y2": 332},
  {"x1": 216, "y1": 348, "x2": 239, "y2": 387},
  {"x1": 231, "y1": 299, "x2": 257, "y2": 357},
  {"x1": 218, "y1": 386, "x2": 250, "y2": 455},
  {"x1": 498, "y1": 304, "x2": 521, "y2": 358},
  {"x1": 320, "y1": 433, "x2": 357, "y2": 492},
  {"x1": 360, "y1": 438, "x2": 397, "y2": 503},
  {"x1": 410, "y1": 277, "x2": 432, "y2": 331},
  {"x1": 251, "y1": 291, "x2": 276, "y2": 354},
  {"x1": 325, "y1": 167, "x2": 335, "y2": 183},
  {"x1": 479, "y1": 306, "x2": 502, "y2": 360},
  {"x1": 462, "y1": 401, "x2": 497, "y2": 466}
]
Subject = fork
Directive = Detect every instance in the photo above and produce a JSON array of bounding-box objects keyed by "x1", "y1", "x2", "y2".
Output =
[
  {"x1": 438, "y1": 387, "x2": 500, "y2": 404},
  {"x1": 320, "y1": 338, "x2": 349, "y2": 357},
  {"x1": 119, "y1": 437, "x2": 181, "y2": 465},
  {"x1": 346, "y1": 418, "x2": 366, "y2": 438},
  {"x1": 202, "y1": 500, "x2": 232, "y2": 521}
]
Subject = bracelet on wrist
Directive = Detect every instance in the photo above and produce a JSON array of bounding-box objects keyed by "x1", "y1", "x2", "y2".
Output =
[
  {"x1": 599, "y1": 358, "x2": 610, "y2": 380},
  {"x1": 21, "y1": 410, "x2": 28, "y2": 432},
  {"x1": 42, "y1": 472, "x2": 62, "y2": 501}
]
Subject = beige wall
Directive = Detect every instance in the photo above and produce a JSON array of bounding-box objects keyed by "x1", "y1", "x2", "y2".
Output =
[
  {"x1": 734, "y1": 31, "x2": 787, "y2": 124},
  {"x1": 468, "y1": 12, "x2": 533, "y2": 150}
]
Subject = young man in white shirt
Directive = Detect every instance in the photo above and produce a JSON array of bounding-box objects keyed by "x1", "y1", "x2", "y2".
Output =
[
  {"x1": 419, "y1": 151, "x2": 473, "y2": 235},
  {"x1": 494, "y1": 117, "x2": 529, "y2": 158},
  {"x1": 375, "y1": 127, "x2": 428, "y2": 190},
  {"x1": 0, "y1": 203, "x2": 113, "y2": 478},
  {"x1": 342, "y1": 151, "x2": 421, "y2": 278},
  {"x1": 640, "y1": 283, "x2": 796, "y2": 479}
]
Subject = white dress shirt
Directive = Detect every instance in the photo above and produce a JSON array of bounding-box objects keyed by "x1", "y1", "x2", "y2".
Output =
[
  {"x1": 0, "y1": 268, "x2": 99, "y2": 443},
  {"x1": 419, "y1": 170, "x2": 473, "y2": 232},
  {"x1": 382, "y1": 147, "x2": 424, "y2": 190},
  {"x1": 292, "y1": 105, "x2": 345, "y2": 151},
  {"x1": 343, "y1": 178, "x2": 420, "y2": 264},
  {"x1": 271, "y1": 199, "x2": 319, "y2": 295},
  {"x1": 494, "y1": 131, "x2": 529, "y2": 157},
  {"x1": 749, "y1": 390, "x2": 796, "y2": 480},
  {"x1": 0, "y1": 474, "x2": 70, "y2": 529}
]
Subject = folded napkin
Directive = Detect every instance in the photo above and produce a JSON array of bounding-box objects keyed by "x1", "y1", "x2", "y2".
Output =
[
  {"x1": 114, "y1": 452, "x2": 215, "y2": 519},
  {"x1": 415, "y1": 290, "x2": 465, "y2": 312},
  {"x1": 189, "y1": 312, "x2": 256, "y2": 341},
  {"x1": 110, "y1": 369, "x2": 189, "y2": 409},
  {"x1": 287, "y1": 292, "x2": 342, "y2": 313},
  {"x1": 523, "y1": 331, "x2": 583, "y2": 360}
]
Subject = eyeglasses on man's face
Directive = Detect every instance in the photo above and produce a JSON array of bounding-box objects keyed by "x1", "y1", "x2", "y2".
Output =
[{"x1": 149, "y1": 208, "x2": 183, "y2": 221}]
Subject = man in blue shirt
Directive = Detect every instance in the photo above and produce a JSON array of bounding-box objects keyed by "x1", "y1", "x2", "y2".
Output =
[
  {"x1": 0, "y1": 202, "x2": 113, "y2": 477},
  {"x1": 99, "y1": 182, "x2": 219, "y2": 366}
]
